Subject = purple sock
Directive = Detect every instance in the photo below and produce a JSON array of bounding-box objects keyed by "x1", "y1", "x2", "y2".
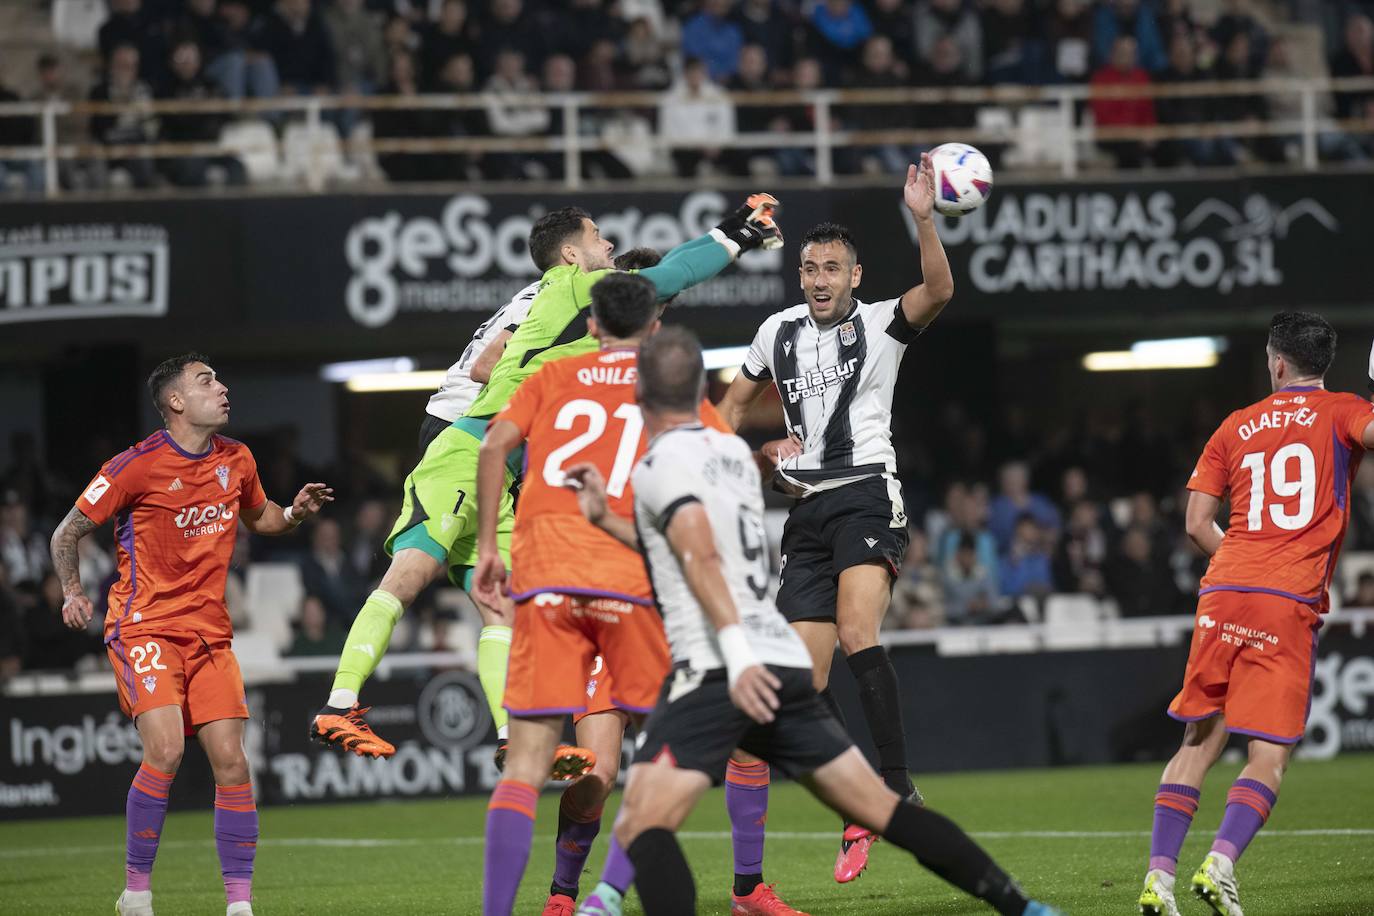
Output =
[
  {"x1": 1149, "y1": 783, "x2": 1200, "y2": 875},
  {"x1": 215, "y1": 783, "x2": 258, "y2": 904},
  {"x1": 1212, "y1": 778, "x2": 1277, "y2": 863},
  {"x1": 485, "y1": 780, "x2": 538, "y2": 915},
  {"x1": 726, "y1": 759, "x2": 769, "y2": 878},
  {"x1": 552, "y1": 794, "x2": 603, "y2": 896},
  {"x1": 600, "y1": 836, "x2": 636, "y2": 894},
  {"x1": 126, "y1": 764, "x2": 173, "y2": 892}
]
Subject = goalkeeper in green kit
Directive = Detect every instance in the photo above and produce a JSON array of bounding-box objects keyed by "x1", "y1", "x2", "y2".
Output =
[{"x1": 309, "y1": 195, "x2": 784, "y2": 766}]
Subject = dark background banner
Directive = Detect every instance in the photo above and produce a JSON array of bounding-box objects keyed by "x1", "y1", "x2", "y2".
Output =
[
  {"x1": 5, "y1": 624, "x2": 1372, "y2": 821},
  {"x1": 1, "y1": 174, "x2": 1367, "y2": 359}
]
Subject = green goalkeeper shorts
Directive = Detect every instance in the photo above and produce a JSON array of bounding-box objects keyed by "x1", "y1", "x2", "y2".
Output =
[{"x1": 385, "y1": 422, "x2": 514, "y2": 587}]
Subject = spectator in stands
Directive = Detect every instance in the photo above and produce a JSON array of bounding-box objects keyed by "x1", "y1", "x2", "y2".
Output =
[
  {"x1": 914, "y1": 35, "x2": 979, "y2": 134},
  {"x1": 809, "y1": 0, "x2": 874, "y2": 83},
  {"x1": 843, "y1": 35, "x2": 914, "y2": 174},
  {"x1": 326, "y1": 0, "x2": 388, "y2": 94},
  {"x1": 259, "y1": 0, "x2": 338, "y2": 96},
  {"x1": 1351, "y1": 461, "x2": 1374, "y2": 549},
  {"x1": 287, "y1": 595, "x2": 347, "y2": 656},
  {"x1": 1093, "y1": 0, "x2": 1166, "y2": 73},
  {"x1": 212, "y1": 0, "x2": 281, "y2": 100},
  {"x1": 1212, "y1": 30, "x2": 1275, "y2": 163},
  {"x1": 1000, "y1": 514, "x2": 1055, "y2": 600},
  {"x1": 890, "y1": 528, "x2": 944, "y2": 629},
  {"x1": 1155, "y1": 31, "x2": 1236, "y2": 167},
  {"x1": 682, "y1": 0, "x2": 745, "y2": 82},
  {"x1": 551, "y1": 0, "x2": 622, "y2": 65},
  {"x1": 484, "y1": 47, "x2": 551, "y2": 178},
  {"x1": 157, "y1": 41, "x2": 248, "y2": 187},
  {"x1": 1266, "y1": 36, "x2": 1367, "y2": 163},
  {"x1": 1090, "y1": 35, "x2": 1157, "y2": 169},
  {"x1": 24, "y1": 573, "x2": 102, "y2": 670},
  {"x1": 577, "y1": 37, "x2": 622, "y2": 92},
  {"x1": 1105, "y1": 525, "x2": 1183, "y2": 617},
  {"x1": 989, "y1": 461, "x2": 1061, "y2": 552},
  {"x1": 936, "y1": 482, "x2": 1000, "y2": 578},
  {"x1": 981, "y1": 0, "x2": 1042, "y2": 84},
  {"x1": 943, "y1": 532, "x2": 1002, "y2": 625},
  {"x1": 623, "y1": 16, "x2": 674, "y2": 90},
  {"x1": 88, "y1": 43, "x2": 159, "y2": 189},
  {"x1": 728, "y1": 43, "x2": 785, "y2": 176},
  {"x1": 299, "y1": 517, "x2": 366, "y2": 627},
  {"x1": 347, "y1": 499, "x2": 390, "y2": 585},
  {"x1": 173, "y1": 0, "x2": 229, "y2": 62},
  {"x1": 915, "y1": 0, "x2": 983, "y2": 84},
  {"x1": 373, "y1": 50, "x2": 437, "y2": 181},
  {"x1": 433, "y1": 52, "x2": 490, "y2": 180},
  {"x1": 474, "y1": 0, "x2": 547, "y2": 79},
  {"x1": 1045, "y1": 0, "x2": 1094, "y2": 83},
  {"x1": 868, "y1": 0, "x2": 917, "y2": 72},
  {"x1": 734, "y1": 0, "x2": 798, "y2": 73},
  {"x1": 99, "y1": 0, "x2": 170, "y2": 86},
  {"x1": 1329, "y1": 12, "x2": 1374, "y2": 155},
  {"x1": 1053, "y1": 499, "x2": 1109, "y2": 596},
  {"x1": 659, "y1": 57, "x2": 737, "y2": 178},
  {"x1": 0, "y1": 78, "x2": 39, "y2": 195},
  {"x1": 384, "y1": 12, "x2": 423, "y2": 70},
  {"x1": 0, "y1": 564, "x2": 23, "y2": 681},
  {"x1": 1347, "y1": 571, "x2": 1374, "y2": 608},
  {"x1": 1210, "y1": 0, "x2": 1269, "y2": 73},
  {"x1": 765, "y1": 56, "x2": 822, "y2": 175},
  {"x1": 1156, "y1": 0, "x2": 1199, "y2": 45},
  {"x1": 418, "y1": 0, "x2": 474, "y2": 88}
]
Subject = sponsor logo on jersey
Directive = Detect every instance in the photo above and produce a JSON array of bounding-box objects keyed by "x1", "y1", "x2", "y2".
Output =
[
  {"x1": 779, "y1": 357, "x2": 859, "y2": 404},
  {"x1": 174, "y1": 503, "x2": 235, "y2": 538},
  {"x1": 215, "y1": 465, "x2": 231, "y2": 491},
  {"x1": 864, "y1": 537, "x2": 878, "y2": 548},
  {"x1": 167, "y1": 477, "x2": 183, "y2": 492},
  {"x1": 1198, "y1": 615, "x2": 1216, "y2": 628},
  {"x1": 83, "y1": 475, "x2": 111, "y2": 505},
  {"x1": 839, "y1": 321, "x2": 857, "y2": 346}
]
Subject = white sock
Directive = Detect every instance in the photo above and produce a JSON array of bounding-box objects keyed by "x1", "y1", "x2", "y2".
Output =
[
  {"x1": 497, "y1": 724, "x2": 509, "y2": 740},
  {"x1": 328, "y1": 688, "x2": 358, "y2": 709}
]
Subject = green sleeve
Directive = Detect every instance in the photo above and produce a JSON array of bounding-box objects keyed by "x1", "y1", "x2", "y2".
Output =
[
  {"x1": 571, "y1": 268, "x2": 616, "y2": 309},
  {"x1": 639, "y1": 234, "x2": 732, "y2": 300}
]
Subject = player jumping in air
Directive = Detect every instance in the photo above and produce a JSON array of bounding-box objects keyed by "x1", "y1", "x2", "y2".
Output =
[
  {"x1": 472, "y1": 273, "x2": 803, "y2": 916},
  {"x1": 309, "y1": 197, "x2": 781, "y2": 761},
  {"x1": 716, "y1": 155, "x2": 952, "y2": 882},
  {"x1": 568, "y1": 328, "x2": 1061, "y2": 916},
  {"x1": 1137, "y1": 313, "x2": 1374, "y2": 916},
  {"x1": 50, "y1": 353, "x2": 333, "y2": 916}
]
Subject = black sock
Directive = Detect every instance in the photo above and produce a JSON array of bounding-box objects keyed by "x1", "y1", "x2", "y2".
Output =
[
  {"x1": 883, "y1": 801, "x2": 1029, "y2": 916},
  {"x1": 847, "y1": 646, "x2": 915, "y2": 797},
  {"x1": 550, "y1": 881, "x2": 578, "y2": 900},
  {"x1": 733, "y1": 872, "x2": 763, "y2": 897},
  {"x1": 628, "y1": 828, "x2": 695, "y2": 916}
]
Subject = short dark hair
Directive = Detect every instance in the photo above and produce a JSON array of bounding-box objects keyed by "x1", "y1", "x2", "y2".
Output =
[
  {"x1": 590, "y1": 273, "x2": 658, "y2": 339},
  {"x1": 1268, "y1": 310, "x2": 1336, "y2": 378},
  {"x1": 528, "y1": 207, "x2": 590, "y2": 272},
  {"x1": 800, "y1": 221, "x2": 858, "y2": 264},
  {"x1": 613, "y1": 247, "x2": 661, "y2": 271},
  {"x1": 148, "y1": 352, "x2": 210, "y2": 420},
  {"x1": 637, "y1": 327, "x2": 704, "y2": 414}
]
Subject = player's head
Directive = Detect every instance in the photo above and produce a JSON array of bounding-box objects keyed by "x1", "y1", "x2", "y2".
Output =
[
  {"x1": 528, "y1": 206, "x2": 613, "y2": 273},
  {"x1": 614, "y1": 246, "x2": 676, "y2": 312},
  {"x1": 147, "y1": 352, "x2": 229, "y2": 430},
  {"x1": 637, "y1": 327, "x2": 704, "y2": 419},
  {"x1": 798, "y1": 222, "x2": 862, "y2": 327},
  {"x1": 589, "y1": 273, "x2": 660, "y2": 344},
  {"x1": 1266, "y1": 310, "x2": 1336, "y2": 391}
]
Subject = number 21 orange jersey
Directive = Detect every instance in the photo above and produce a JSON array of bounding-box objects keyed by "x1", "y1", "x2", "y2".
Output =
[
  {"x1": 494, "y1": 347, "x2": 729, "y2": 605},
  {"x1": 1188, "y1": 386, "x2": 1374, "y2": 610}
]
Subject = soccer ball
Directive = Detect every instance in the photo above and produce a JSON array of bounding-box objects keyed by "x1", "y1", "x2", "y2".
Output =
[{"x1": 928, "y1": 143, "x2": 993, "y2": 218}]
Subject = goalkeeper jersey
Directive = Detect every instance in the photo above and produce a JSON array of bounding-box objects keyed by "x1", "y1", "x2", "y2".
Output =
[{"x1": 462, "y1": 264, "x2": 609, "y2": 420}]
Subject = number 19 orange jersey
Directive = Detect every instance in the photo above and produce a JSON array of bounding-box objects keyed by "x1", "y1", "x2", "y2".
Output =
[
  {"x1": 494, "y1": 346, "x2": 729, "y2": 604},
  {"x1": 1187, "y1": 385, "x2": 1374, "y2": 611}
]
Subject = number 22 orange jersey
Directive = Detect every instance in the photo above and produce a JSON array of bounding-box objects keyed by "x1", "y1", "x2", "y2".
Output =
[
  {"x1": 1188, "y1": 386, "x2": 1374, "y2": 610},
  {"x1": 495, "y1": 347, "x2": 730, "y2": 604}
]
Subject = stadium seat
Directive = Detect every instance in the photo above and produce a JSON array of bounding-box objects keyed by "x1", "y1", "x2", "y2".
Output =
[
  {"x1": 1103, "y1": 620, "x2": 1159, "y2": 648},
  {"x1": 232, "y1": 632, "x2": 286, "y2": 682},
  {"x1": 282, "y1": 121, "x2": 359, "y2": 185},
  {"x1": 244, "y1": 563, "x2": 305, "y2": 651},
  {"x1": 219, "y1": 121, "x2": 281, "y2": 184},
  {"x1": 1042, "y1": 594, "x2": 1105, "y2": 650},
  {"x1": 50, "y1": 0, "x2": 103, "y2": 49},
  {"x1": 982, "y1": 626, "x2": 1039, "y2": 653}
]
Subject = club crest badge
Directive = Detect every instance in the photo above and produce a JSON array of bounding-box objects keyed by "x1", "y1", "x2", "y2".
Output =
[
  {"x1": 142, "y1": 675, "x2": 157, "y2": 695},
  {"x1": 215, "y1": 465, "x2": 230, "y2": 492},
  {"x1": 839, "y1": 322, "x2": 857, "y2": 346}
]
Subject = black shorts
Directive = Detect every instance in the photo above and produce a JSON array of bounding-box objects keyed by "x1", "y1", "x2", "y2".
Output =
[
  {"x1": 633, "y1": 665, "x2": 852, "y2": 783},
  {"x1": 776, "y1": 475, "x2": 910, "y2": 624},
  {"x1": 417, "y1": 413, "x2": 451, "y2": 454}
]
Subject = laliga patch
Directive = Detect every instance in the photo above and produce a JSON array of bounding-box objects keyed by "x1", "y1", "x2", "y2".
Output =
[
  {"x1": 142, "y1": 675, "x2": 157, "y2": 695},
  {"x1": 215, "y1": 465, "x2": 231, "y2": 492},
  {"x1": 83, "y1": 475, "x2": 111, "y2": 505},
  {"x1": 839, "y1": 321, "x2": 857, "y2": 346}
]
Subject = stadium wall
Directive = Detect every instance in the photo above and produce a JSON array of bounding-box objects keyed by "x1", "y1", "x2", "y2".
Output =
[{"x1": 4, "y1": 621, "x2": 1372, "y2": 821}]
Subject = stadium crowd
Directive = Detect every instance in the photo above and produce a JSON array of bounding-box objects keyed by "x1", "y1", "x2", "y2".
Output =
[
  {"x1": 5, "y1": 402, "x2": 1374, "y2": 676},
  {"x1": 4, "y1": 0, "x2": 1374, "y2": 190}
]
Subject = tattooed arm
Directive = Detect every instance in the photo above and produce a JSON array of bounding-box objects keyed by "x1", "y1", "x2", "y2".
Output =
[{"x1": 50, "y1": 506, "x2": 99, "y2": 630}]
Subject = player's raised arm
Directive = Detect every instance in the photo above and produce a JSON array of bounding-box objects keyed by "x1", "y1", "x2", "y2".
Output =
[
  {"x1": 470, "y1": 328, "x2": 515, "y2": 384},
  {"x1": 635, "y1": 194, "x2": 784, "y2": 301},
  {"x1": 473, "y1": 418, "x2": 523, "y2": 606},
  {"x1": 239, "y1": 483, "x2": 334, "y2": 535},
  {"x1": 50, "y1": 505, "x2": 100, "y2": 630},
  {"x1": 664, "y1": 502, "x2": 782, "y2": 724},
  {"x1": 564, "y1": 463, "x2": 639, "y2": 549},
  {"x1": 899, "y1": 154, "x2": 955, "y2": 330}
]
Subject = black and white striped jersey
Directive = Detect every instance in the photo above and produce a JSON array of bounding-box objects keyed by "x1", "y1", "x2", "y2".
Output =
[
  {"x1": 740, "y1": 296, "x2": 923, "y2": 495},
  {"x1": 424, "y1": 281, "x2": 541, "y2": 422}
]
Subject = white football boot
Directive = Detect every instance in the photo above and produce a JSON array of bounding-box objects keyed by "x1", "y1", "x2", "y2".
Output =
[
  {"x1": 1191, "y1": 852, "x2": 1244, "y2": 916},
  {"x1": 115, "y1": 889, "x2": 154, "y2": 916},
  {"x1": 1137, "y1": 868, "x2": 1181, "y2": 916}
]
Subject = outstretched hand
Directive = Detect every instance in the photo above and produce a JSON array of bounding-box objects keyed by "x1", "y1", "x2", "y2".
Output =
[
  {"x1": 292, "y1": 483, "x2": 334, "y2": 521},
  {"x1": 905, "y1": 152, "x2": 936, "y2": 221}
]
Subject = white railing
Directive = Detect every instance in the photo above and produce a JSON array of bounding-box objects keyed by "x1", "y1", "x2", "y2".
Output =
[{"x1": 1, "y1": 77, "x2": 1373, "y2": 196}]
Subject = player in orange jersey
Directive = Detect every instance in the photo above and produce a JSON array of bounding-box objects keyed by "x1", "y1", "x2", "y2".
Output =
[
  {"x1": 1137, "y1": 313, "x2": 1374, "y2": 916},
  {"x1": 50, "y1": 353, "x2": 333, "y2": 916}
]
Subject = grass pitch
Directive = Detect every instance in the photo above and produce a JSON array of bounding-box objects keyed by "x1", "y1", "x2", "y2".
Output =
[{"x1": 3, "y1": 757, "x2": 1371, "y2": 915}]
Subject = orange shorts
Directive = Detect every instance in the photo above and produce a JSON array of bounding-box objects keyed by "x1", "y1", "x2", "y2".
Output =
[
  {"x1": 504, "y1": 592, "x2": 670, "y2": 718},
  {"x1": 572, "y1": 654, "x2": 617, "y2": 724},
  {"x1": 1168, "y1": 590, "x2": 1322, "y2": 744},
  {"x1": 107, "y1": 632, "x2": 248, "y2": 735}
]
